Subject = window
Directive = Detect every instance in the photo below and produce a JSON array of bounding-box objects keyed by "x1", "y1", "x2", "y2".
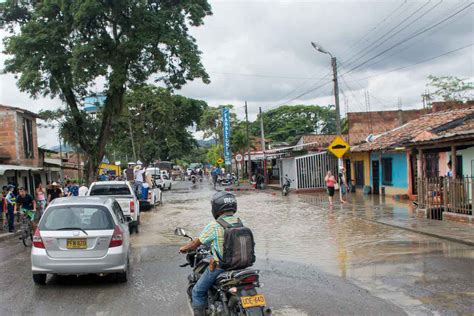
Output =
[
  {"x1": 112, "y1": 202, "x2": 125, "y2": 223},
  {"x1": 89, "y1": 184, "x2": 131, "y2": 196},
  {"x1": 381, "y1": 158, "x2": 393, "y2": 185},
  {"x1": 40, "y1": 206, "x2": 114, "y2": 230},
  {"x1": 23, "y1": 117, "x2": 34, "y2": 159}
]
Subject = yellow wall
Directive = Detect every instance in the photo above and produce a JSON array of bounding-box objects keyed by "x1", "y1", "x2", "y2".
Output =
[{"x1": 346, "y1": 152, "x2": 371, "y2": 186}]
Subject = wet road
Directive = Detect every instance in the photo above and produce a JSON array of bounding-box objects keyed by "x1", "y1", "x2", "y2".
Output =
[{"x1": 0, "y1": 181, "x2": 472, "y2": 315}]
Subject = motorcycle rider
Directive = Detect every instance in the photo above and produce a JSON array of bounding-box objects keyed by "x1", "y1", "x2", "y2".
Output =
[{"x1": 179, "y1": 191, "x2": 242, "y2": 316}]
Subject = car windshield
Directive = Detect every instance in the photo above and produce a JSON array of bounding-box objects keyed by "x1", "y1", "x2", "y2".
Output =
[
  {"x1": 89, "y1": 185, "x2": 131, "y2": 196},
  {"x1": 40, "y1": 206, "x2": 114, "y2": 230}
]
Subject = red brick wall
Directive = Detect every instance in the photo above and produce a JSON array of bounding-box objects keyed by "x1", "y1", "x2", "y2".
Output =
[{"x1": 0, "y1": 108, "x2": 39, "y2": 167}]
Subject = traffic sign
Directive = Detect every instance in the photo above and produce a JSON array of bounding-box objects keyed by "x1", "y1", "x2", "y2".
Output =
[
  {"x1": 216, "y1": 158, "x2": 224, "y2": 165},
  {"x1": 235, "y1": 154, "x2": 243, "y2": 162},
  {"x1": 327, "y1": 136, "x2": 350, "y2": 158}
]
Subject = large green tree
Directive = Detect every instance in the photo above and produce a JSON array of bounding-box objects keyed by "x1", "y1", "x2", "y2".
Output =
[
  {"x1": 2, "y1": 0, "x2": 211, "y2": 182},
  {"x1": 251, "y1": 105, "x2": 337, "y2": 143},
  {"x1": 108, "y1": 85, "x2": 207, "y2": 163},
  {"x1": 198, "y1": 105, "x2": 238, "y2": 145}
]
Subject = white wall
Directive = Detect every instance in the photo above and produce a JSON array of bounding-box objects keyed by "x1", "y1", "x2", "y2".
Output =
[{"x1": 458, "y1": 146, "x2": 474, "y2": 177}]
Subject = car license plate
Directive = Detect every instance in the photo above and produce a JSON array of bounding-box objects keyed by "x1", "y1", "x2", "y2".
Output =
[
  {"x1": 241, "y1": 294, "x2": 266, "y2": 308},
  {"x1": 66, "y1": 239, "x2": 87, "y2": 249}
]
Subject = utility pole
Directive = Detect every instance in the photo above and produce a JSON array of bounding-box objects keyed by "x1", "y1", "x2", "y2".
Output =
[
  {"x1": 259, "y1": 107, "x2": 267, "y2": 185},
  {"x1": 128, "y1": 116, "x2": 137, "y2": 162},
  {"x1": 245, "y1": 101, "x2": 252, "y2": 181},
  {"x1": 331, "y1": 56, "x2": 342, "y2": 137}
]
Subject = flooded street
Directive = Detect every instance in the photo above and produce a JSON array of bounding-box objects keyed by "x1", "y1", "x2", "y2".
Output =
[
  {"x1": 138, "y1": 181, "x2": 473, "y2": 315},
  {"x1": 0, "y1": 181, "x2": 472, "y2": 315}
]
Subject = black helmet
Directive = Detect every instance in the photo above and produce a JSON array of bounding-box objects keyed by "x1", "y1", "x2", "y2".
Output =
[{"x1": 211, "y1": 191, "x2": 237, "y2": 219}]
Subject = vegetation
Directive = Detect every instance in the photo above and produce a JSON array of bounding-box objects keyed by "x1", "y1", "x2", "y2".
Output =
[
  {"x1": 427, "y1": 76, "x2": 473, "y2": 102},
  {"x1": 2, "y1": 0, "x2": 211, "y2": 182}
]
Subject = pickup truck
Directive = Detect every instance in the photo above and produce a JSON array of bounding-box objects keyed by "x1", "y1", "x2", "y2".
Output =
[
  {"x1": 146, "y1": 168, "x2": 172, "y2": 190},
  {"x1": 87, "y1": 181, "x2": 141, "y2": 234}
]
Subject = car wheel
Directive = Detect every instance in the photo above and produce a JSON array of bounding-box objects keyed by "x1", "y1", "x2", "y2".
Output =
[
  {"x1": 33, "y1": 273, "x2": 47, "y2": 285},
  {"x1": 137, "y1": 215, "x2": 141, "y2": 225},
  {"x1": 129, "y1": 223, "x2": 135, "y2": 234},
  {"x1": 135, "y1": 222, "x2": 139, "y2": 234},
  {"x1": 116, "y1": 257, "x2": 129, "y2": 283},
  {"x1": 169, "y1": 183, "x2": 172, "y2": 190}
]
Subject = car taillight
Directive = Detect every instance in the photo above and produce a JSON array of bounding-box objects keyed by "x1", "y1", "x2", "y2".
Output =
[
  {"x1": 130, "y1": 201, "x2": 135, "y2": 213},
  {"x1": 241, "y1": 275, "x2": 258, "y2": 284},
  {"x1": 33, "y1": 228, "x2": 45, "y2": 249},
  {"x1": 109, "y1": 225, "x2": 123, "y2": 248}
]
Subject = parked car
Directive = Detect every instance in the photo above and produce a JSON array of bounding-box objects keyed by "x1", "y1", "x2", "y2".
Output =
[
  {"x1": 86, "y1": 181, "x2": 140, "y2": 233},
  {"x1": 146, "y1": 167, "x2": 172, "y2": 190},
  {"x1": 31, "y1": 196, "x2": 131, "y2": 285}
]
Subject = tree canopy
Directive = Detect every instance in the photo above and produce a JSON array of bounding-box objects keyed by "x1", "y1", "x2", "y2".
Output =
[
  {"x1": 427, "y1": 75, "x2": 473, "y2": 102},
  {"x1": 2, "y1": 0, "x2": 211, "y2": 181}
]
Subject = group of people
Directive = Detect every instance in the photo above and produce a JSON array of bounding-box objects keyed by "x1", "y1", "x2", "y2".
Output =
[
  {"x1": 324, "y1": 166, "x2": 349, "y2": 206},
  {"x1": 1, "y1": 180, "x2": 88, "y2": 233}
]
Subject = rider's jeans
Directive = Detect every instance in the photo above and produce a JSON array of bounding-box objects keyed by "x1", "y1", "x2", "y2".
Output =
[
  {"x1": 7, "y1": 204, "x2": 14, "y2": 232},
  {"x1": 192, "y1": 267, "x2": 224, "y2": 307}
]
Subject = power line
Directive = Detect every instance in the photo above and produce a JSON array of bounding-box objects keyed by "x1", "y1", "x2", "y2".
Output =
[
  {"x1": 208, "y1": 71, "x2": 329, "y2": 80},
  {"x1": 343, "y1": 2, "x2": 473, "y2": 75},
  {"x1": 337, "y1": 1, "x2": 409, "y2": 59},
  {"x1": 343, "y1": 43, "x2": 474, "y2": 83},
  {"x1": 344, "y1": 0, "x2": 444, "y2": 69},
  {"x1": 342, "y1": 0, "x2": 433, "y2": 67}
]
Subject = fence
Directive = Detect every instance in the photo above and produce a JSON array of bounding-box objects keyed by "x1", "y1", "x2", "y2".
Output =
[
  {"x1": 295, "y1": 152, "x2": 338, "y2": 189},
  {"x1": 417, "y1": 177, "x2": 473, "y2": 219}
]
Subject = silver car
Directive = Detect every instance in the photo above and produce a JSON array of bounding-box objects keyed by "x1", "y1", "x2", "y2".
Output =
[{"x1": 31, "y1": 196, "x2": 131, "y2": 285}]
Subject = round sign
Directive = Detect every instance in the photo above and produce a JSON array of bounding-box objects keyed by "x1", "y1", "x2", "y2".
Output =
[
  {"x1": 235, "y1": 154, "x2": 243, "y2": 162},
  {"x1": 216, "y1": 158, "x2": 224, "y2": 165}
]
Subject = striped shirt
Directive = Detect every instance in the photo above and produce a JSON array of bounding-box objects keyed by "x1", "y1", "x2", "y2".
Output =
[{"x1": 199, "y1": 215, "x2": 241, "y2": 262}]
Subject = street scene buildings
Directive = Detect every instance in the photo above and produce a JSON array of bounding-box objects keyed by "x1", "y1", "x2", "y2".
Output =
[{"x1": 0, "y1": 1, "x2": 473, "y2": 315}]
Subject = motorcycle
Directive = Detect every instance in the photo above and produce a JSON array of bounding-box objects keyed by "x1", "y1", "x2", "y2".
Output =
[
  {"x1": 282, "y1": 175, "x2": 292, "y2": 196},
  {"x1": 191, "y1": 174, "x2": 197, "y2": 184},
  {"x1": 175, "y1": 228, "x2": 271, "y2": 316}
]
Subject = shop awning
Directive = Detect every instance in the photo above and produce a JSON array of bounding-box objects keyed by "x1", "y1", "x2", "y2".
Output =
[{"x1": 0, "y1": 165, "x2": 43, "y2": 175}]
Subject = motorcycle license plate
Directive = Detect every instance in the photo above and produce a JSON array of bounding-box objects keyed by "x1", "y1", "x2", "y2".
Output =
[
  {"x1": 240, "y1": 294, "x2": 266, "y2": 308},
  {"x1": 66, "y1": 239, "x2": 87, "y2": 249}
]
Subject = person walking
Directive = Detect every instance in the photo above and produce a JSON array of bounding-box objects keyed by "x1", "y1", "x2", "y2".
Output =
[
  {"x1": 5, "y1": 185, "x2": 16, "y2": 232},
  {"x1": 35, "y1": 183, "x2": 46, "y2": 218},
  {"x1": 78, "y1": 183, "x2": 89, "y2": 196},
  {"x1": 338, "y1": 167, "x2": 348, "y2": 204},
  {"x1": 47, "y1": 182, "x2": 63, "y2": 204},
  {"x1": 325, "y1": 171, "x2": 336, "y2": 206}
]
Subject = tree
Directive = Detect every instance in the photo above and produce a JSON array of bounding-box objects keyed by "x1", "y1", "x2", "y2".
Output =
[
  {"x1": 2, "y1": 0, "x2": 211, "y2": 182},
  {"x1": 198, "y1": 105, "x2": 237, "y2": 145},
  {"x1": 251, "y1": 105, "x2": 337, "y2": 143},
  {"x1": 427, "y1": 75, "x2": 473, "y2": 102},
  {"x1": 206, "y1": 144, "x2": 224, "y2": 166},
  {"x1": 108, "y1": 85, "x2": 206, "y2": 163}
]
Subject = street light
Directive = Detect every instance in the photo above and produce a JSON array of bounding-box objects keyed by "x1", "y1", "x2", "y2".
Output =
[
  {"x1": 310, "y1": 41, "x2": 341, "y2": 137},
  {"x1": 311, "y1": 41, "x2": 344, "y2": 201}
]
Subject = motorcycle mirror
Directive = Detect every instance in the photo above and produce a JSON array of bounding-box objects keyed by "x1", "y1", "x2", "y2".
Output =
[{"x1": 174, "y1": 227, "x2": 187, "y2": 236}]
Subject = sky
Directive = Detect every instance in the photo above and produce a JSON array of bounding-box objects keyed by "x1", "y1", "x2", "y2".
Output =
[{"x1": 0, "y1": 0, "x2": 473, "y2": 148}]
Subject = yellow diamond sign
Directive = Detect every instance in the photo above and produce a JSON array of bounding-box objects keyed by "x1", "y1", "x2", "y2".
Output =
[
  {"x1": 216, "y1": 158, "x2": 224, "y2": 165},
  {"x1": 327, "y1": 136, "x2": 350, "y2": 158}
]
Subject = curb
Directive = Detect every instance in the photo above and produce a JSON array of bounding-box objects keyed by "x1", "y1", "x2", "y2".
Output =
[
  {"x1": 0, "y1": 231, "x2": 22, "y2": 242},
  {"x1": 363, "y1": 218, "x2": 474, "y2": 247}
]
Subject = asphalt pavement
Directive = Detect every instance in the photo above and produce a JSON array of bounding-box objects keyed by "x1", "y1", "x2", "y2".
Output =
[{"x1": 0, "y1": 180, "x2": 472, "y2": 315}]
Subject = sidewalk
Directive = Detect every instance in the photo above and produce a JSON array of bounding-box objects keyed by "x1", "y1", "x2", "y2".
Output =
[
  {"x1": 0, "y1": 230, "x2": 21, "y2": 242},
  {"x1": 343, "y1": 193, "x2": 474, "y2": 246}
]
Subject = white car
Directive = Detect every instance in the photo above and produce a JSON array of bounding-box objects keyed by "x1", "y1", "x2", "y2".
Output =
[
  {"x1": 87, "y1": 181, "x2": 140, "y2": 234},
  {"x1": 146, "y1": 168, "x2": 172, "y2": 190},
  {"x1": 31, "y1": 196, "x2": 131, "y2": 285}
]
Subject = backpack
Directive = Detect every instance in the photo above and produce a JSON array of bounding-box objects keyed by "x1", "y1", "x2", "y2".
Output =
[{"x1": 216, "y1": 217, "x2": 256, "y2": 270}]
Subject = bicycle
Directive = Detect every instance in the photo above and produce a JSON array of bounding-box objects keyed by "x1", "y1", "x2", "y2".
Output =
[{"x1": 19, "y1": 209, "x2": 35, "y2": 247}]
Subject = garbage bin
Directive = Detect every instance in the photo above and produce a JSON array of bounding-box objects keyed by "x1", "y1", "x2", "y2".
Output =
[{"x1": 141, "y1": 183, "x2": 149, "y2": 201}]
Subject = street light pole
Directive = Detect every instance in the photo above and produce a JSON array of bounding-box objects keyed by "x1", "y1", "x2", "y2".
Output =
[{"x1": 311, "y1": 41, "x2": 344, "y2": 202}]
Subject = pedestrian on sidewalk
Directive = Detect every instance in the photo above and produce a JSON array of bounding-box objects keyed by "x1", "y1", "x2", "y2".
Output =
[
  {"x1": 325, "y1": 171, "x2": 336, "y2": 206},
  {"x1": 47, "y1": 182, "x2": 63, "y2": 204},
  {"x1": 5, "y1": 185, "x2": 16, "y2": 232}
]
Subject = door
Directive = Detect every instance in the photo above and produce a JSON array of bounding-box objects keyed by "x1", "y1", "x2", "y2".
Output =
[
  {"x1": 372, "y1": 160, "x2": 380, "y2": 195},
  {"x1": 354, "y1": 161, "x2": 364, "y2": 186}
]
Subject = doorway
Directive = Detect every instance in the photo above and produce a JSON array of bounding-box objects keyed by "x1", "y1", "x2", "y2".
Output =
[{"x1": 372, "y1": 160, "x2": 380, "y2": 195}]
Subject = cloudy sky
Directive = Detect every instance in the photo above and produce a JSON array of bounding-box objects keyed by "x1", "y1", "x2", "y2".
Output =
[{"x1": 0, "y1": 0, "x2": 473, "y2": 147}]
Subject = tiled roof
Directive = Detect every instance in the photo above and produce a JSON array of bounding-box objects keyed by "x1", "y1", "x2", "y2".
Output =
[
  {"x1": 0, "y1": 104, "x2": 40, "y2": 118},
  {"x1": 351, "y1": 107, "x2": 474, "y2": 152},
  {"x1": 295, "y1": 134, "x2": 348, "y2": 150}
]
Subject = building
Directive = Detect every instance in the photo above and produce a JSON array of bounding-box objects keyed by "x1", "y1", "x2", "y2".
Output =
[
  {"x1": 0, "y1": 104, "x2": 44, "y2": 192},
  {"x1": 351, "y1": 106, "x2": 474, "y2": 200}
]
